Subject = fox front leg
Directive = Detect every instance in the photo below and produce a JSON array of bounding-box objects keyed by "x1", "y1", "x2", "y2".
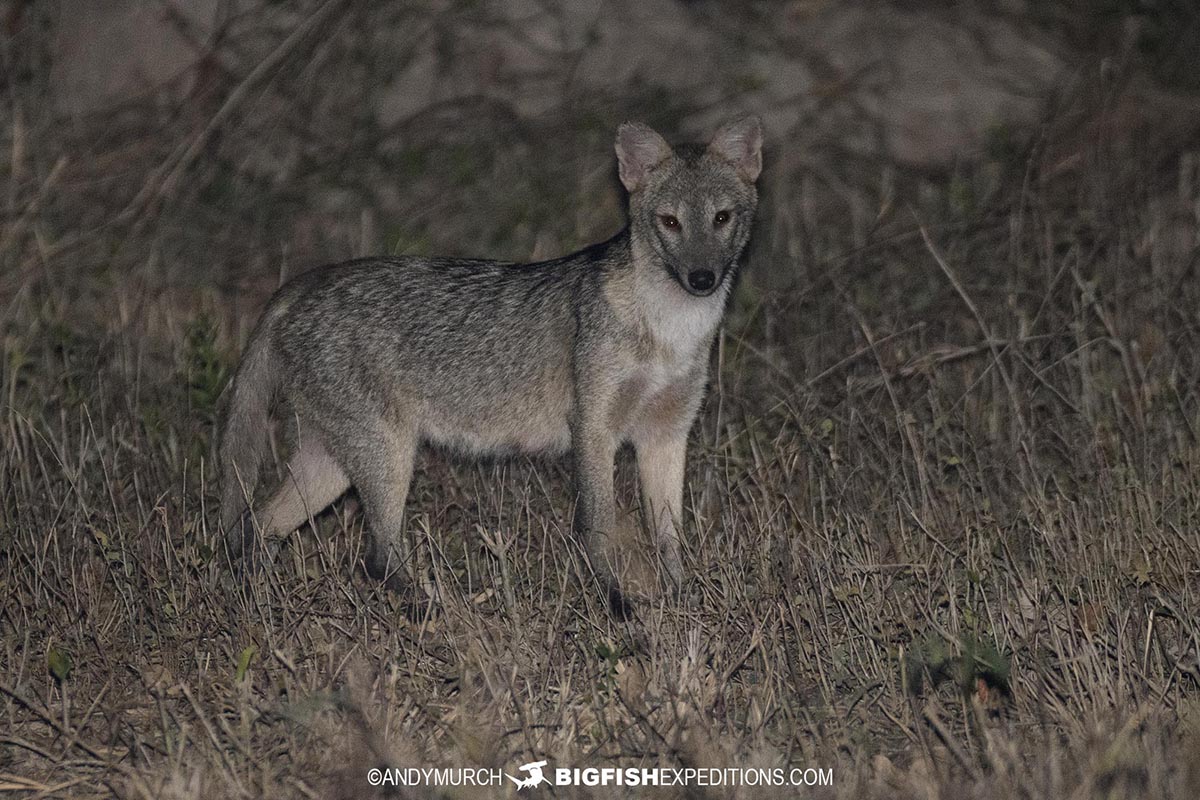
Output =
[
  {"x1": 570, "y1": 415, "x2": 621, "y2": 603},
  {"x1": 634, "y1": 432, "x2": 687, "y2": 589}
]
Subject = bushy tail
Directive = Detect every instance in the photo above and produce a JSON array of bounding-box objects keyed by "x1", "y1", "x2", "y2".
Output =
[{"x1": 219, "y1": 331, "x2": 279, "y2": 533}]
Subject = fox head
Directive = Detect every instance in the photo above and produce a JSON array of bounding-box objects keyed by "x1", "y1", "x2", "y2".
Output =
[{"x1": 616, "y1": 116, "x2": 762, "y2": 298}]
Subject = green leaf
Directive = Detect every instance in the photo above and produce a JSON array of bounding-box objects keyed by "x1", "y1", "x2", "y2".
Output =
[
  {"x1": 236, "y1": 646, "x2": 256, "y2": 682},
  {"x1": 48, "y1": 648, "x2": 73, "y2": 682}
]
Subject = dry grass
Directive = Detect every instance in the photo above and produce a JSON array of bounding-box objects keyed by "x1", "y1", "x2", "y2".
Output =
[{"x1": 4, "y1": 3, "x2": 1200, "y2": 798}]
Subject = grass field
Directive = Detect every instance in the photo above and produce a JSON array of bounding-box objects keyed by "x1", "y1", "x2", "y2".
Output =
[{"x1": 4, "y1": 8, "x2": 1200, "y2": 799}]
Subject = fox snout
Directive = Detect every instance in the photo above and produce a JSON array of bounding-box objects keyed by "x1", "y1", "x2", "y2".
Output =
[
  {"x1": 686, "y1": 268, "x2": 716, "y2": 293},
  {"x1": 656, "y1": 240, "x2": 732, "y2": 297},
  {"x1": 661, "y1": 240, "x2": 736, "y2": 297},
  {"x1": 676, "y1": 255, "x2": 734, "y2": 296}
]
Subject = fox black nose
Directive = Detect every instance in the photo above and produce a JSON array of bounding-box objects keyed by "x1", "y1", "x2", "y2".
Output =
[{"x1": 687, "y1": 270, "x2": 716, "y2": 292}]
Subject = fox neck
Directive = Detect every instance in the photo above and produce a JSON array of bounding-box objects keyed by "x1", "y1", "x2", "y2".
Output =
[{"x1": 627, "y1": 230, "x2": 730, "y2": 360}]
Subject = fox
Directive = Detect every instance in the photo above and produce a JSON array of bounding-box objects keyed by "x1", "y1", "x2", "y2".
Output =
[{"x1": 219, "y1": 116, "x2": 763, "y2": 608}]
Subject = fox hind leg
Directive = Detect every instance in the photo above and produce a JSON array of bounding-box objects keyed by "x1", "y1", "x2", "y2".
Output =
[
  {"x1": 260, "y1": 435, "x2": 350, "y2": 536},
  {"x1": 331, "y1": 422, "x2": 420, "y2": 594},
  {"x1": 225, "y1": 433, "x2": 350, "y2": 573}
]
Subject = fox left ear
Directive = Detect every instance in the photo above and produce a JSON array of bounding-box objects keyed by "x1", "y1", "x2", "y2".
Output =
[
  {"x1": 708, "y1": 116, "x2": 763, "y2": 183},
  {"x1": 616, "y1": 122, "x2": 673, "y2": 193}
]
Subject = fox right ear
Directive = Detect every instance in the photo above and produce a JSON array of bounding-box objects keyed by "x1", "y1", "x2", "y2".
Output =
[
  {"x1": 708, "y1": 116, "x2": 763, "y2": 183},
  {"x1": 615, "y1": 122, "x2": 672, "y2": 192}
]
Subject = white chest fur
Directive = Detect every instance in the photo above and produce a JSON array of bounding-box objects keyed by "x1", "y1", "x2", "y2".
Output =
[{"x1": 643, "y1": 290, "x2": 725, "y2": 361}]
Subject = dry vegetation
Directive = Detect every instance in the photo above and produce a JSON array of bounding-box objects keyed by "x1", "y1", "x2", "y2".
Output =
[{"x1": 3, "y1": 2, "x2": 1200, "y2": 798}]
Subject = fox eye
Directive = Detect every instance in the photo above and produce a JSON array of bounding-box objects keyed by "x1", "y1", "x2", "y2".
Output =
[
  {"x1": 659, "y1": 214, "x2": 680, "y2": 230},
  {"x1": 713, "y1": 210, "x2": 731, "y2": 228}
]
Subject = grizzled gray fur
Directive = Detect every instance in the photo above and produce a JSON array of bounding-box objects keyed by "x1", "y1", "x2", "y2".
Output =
[{"x1": 220, "y1": 117, "x2": 763, "y2": 606}]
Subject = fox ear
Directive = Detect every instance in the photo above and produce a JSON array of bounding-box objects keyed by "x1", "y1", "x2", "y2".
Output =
[
  {"x1": 615, "y1": 122, "x2": 672, "y2": 192},
  {"x1": 708, "y1": 116, "x2": 763, "y2": 182}
]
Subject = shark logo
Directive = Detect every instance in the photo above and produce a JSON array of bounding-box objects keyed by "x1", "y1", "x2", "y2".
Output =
[{"x1": 507, "y1": 760, "x2": 549, "y2": 790}]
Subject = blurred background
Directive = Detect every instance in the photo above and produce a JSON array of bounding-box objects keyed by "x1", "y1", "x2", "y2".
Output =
[{"x1": 7, "y1": 0, "x2": 1199, "y2": 303}]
